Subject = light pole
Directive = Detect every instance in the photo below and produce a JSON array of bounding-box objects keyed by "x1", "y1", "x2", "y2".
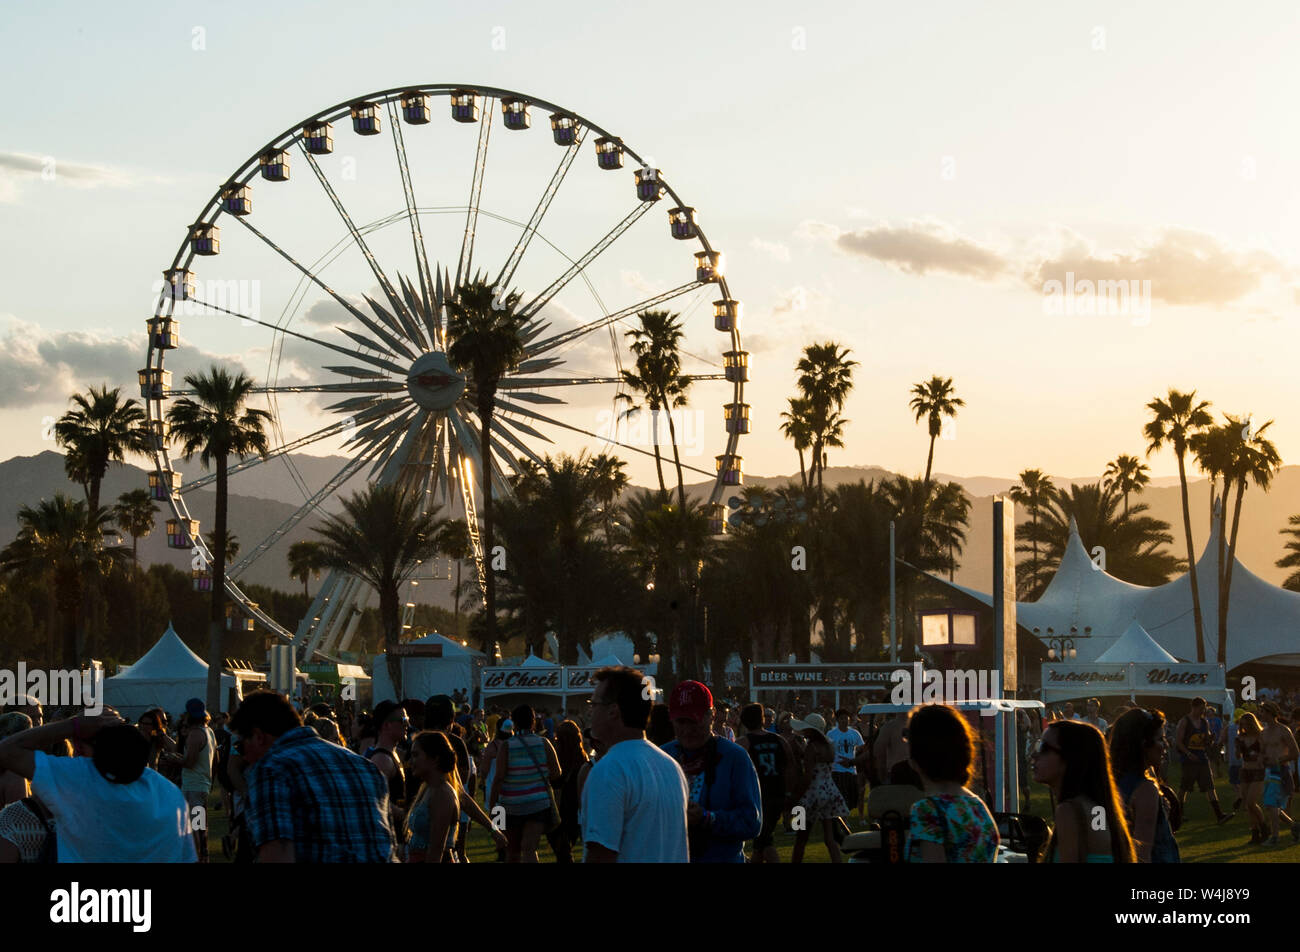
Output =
[{"x1": 1035, "y1": 626, "x2": 1092, "y2": 660}]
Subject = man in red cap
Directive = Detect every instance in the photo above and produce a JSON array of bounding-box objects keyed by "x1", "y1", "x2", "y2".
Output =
[{"x1": 662, "y1": 680, "x2": 761, "y2": 863}]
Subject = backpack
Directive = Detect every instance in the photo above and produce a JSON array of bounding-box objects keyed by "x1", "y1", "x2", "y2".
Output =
[{"x1": 22, "y1": 797, "x2": 57, "y2": 864}]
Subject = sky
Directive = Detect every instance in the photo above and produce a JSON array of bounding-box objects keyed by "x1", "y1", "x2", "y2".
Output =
[{"x1": 2, "y1": 0, "x2": 1298, "y2": 496}]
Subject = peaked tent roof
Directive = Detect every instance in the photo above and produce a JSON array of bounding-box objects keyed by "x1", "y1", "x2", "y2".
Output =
[
  {"x1": 920, "y1": 517, "x2": 1300, "y2": 669},
  {"x1": 111, "y1": 623, "x2": 208, "y2": 680},
  {"x1": 520, "y1": 652, "x2": 559, "y2": 668},
  {"x1": 1096, "y1": 620, "x2": 1179, "y2": 664},
  {"x1": 400, "y1": 633, "x2": 487, "y2": 658}
]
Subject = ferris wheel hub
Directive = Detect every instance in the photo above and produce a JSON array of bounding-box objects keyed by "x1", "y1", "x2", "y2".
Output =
[{"x1": 406, "y1": 350, "x2": 466, "y2": 411}]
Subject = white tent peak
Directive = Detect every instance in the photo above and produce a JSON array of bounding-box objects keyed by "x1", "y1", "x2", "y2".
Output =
[
  {"x1": 1096, "y1": 621, "x2": 1179, "y2": 664},
  {"x1": 520, "y1": 652, "x2": 558, "y2": 668},
  {"x1": 115, "y1": 624, "x2": 207, "y2": 679}
]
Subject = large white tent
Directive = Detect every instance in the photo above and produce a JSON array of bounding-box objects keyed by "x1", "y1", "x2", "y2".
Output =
[
  {"x1": 103, "y1": 624, "x2": 265, "y2": 720},
  {"x1": 371, "y1": 633, "x2": 486, "y2": 704},
  {"x1": 936, "y1": 517, "x2": 1300, "y2": 670}
]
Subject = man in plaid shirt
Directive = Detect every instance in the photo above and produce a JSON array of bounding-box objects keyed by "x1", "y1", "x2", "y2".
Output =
[{"x1": 231, "y1": 691, "x2": 397, "y2": 862}]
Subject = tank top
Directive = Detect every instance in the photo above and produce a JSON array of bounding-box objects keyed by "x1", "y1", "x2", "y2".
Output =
[
  {"x1": 364, "y1": 745, "x2": 407, "y2": 811},
  {"x1": 745, "y1": 731, "x2": 787, "y2": 800},
  {"x1": 405, "y1": 786, "x2": 457, "y2": 860},
  {"x1": 1117, "y1": 772, "x2": 1180, "y2": 863},
  {"x1": 498, "y1": 735, "x2": 552, "y2": 815},
  {"x1": 1239, "y1": 736, "x2": 1261, "y2": 763}
]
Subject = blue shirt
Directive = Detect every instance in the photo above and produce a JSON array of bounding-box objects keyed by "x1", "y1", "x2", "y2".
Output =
[
  {"x1": 247, "y1": 726, "x2": 397, "y2": 862},
  {"x1": 661, "y1": 735, "x2": 762, "y2": 863}
]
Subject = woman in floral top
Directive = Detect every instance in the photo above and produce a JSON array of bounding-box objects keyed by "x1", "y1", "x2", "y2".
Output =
[{"x1": 905, "y1": 704, "x2": 1000, "y2": 863}]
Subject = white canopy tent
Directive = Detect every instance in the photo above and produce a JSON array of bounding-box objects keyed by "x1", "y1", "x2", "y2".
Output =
[
  {"x1": 935, "y1": 517, "x2": 1300, "y2": 670},
  {"x1": 371, "y1": 633, "x2": 486, "y2": 704},
  {"x1": 103, "y1": 624, "x2": 265, "y2": 720}
]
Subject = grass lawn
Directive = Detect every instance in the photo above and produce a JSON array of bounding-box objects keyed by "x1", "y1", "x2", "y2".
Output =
[{"x1": 203, "y1": 763, "x2": 1297, "y2": 864}]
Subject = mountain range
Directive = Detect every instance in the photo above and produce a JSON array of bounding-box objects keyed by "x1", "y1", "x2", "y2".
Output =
[{"x1": 2, "y1": 451, "x2": 1297, "y2": 612}]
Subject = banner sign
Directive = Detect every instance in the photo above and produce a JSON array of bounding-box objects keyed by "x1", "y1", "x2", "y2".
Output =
[
  {"x1": 565, "y1": 666, "x2": 604, "y2": 692},
  {"x1": 750, "y1": 664, "x2": 900, "y2": 689},
  {"x1": 482, "y1": 666, "x2": 563, "y2": 693},
  {"x1": 1041, "y1": 662, "x2": 1225, "y2": 699}
]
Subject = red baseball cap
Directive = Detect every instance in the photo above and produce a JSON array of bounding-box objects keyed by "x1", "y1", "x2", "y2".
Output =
[{"x1": 669, "y1": 681, "x2": 713, "y2": 722}]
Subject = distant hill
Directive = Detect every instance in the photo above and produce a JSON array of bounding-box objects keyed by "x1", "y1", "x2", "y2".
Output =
[{"x1": 3, "y1": 452, "x2": 1298, "y2": 618}]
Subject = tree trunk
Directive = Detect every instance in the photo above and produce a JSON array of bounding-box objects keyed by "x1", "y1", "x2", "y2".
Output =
[
  {"x1": 797, "y1": 449, "x2": 807, "y2": 492},
  {"x1": 1220, "y1": 478, "x2": 1247, "y2": 665},
  {"x1": 207, "y1": 453, "x2": 228, "y2": 713},
  {"x1": 381, "y1": 583, "x2": 403, "y2": 699},
  {"x1": 666, "y1": 410, "x2": 687, "y2": 510},
  {"x1": 923, "y1": 434, "x2": 937, "y2": 486},
  {"x1": 650, "y1": 407, "x2": 666, "y2": 496},
  {"x1": 479, "y1": 391, "x2": 498, "y2": 650},
  {"x1": 453, "y1": 560, "x2": 462, "y2": 636},
  {"x1": 1176, "y1": 450, "x2": 1206, "y2": 663},
  {"x1": 132, "y1": 535, "x2": 142, "y2": 660}
]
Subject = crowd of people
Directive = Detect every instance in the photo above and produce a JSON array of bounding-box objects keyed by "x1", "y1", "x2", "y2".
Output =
[{"x1": 0, "y1": 675, "x2": 1294, "y2": 863}]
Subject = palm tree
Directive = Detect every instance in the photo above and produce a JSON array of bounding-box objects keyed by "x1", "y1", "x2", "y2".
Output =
[
  {"x1": 1216, "y1": 415, "x2": 1281, "y2": 664},
  {"x1": 796, "y1": 342, "x2": 857, "y2": 499},
  {"x1": 1144, "y1": 389, "x2": 1213, "y2": 661},
  {"x1": 1021, "y1": 483, "x2": 1185, "y2": 587},
  {"x1": 779, "y1": 396, "x2": 815, "y2": 491},
  {"x1": 618, "y1": 310, "x2": 692, "y2": 508},
  {"x1": 53, "y1": 385, "x2": 150, "y2": 512},
  {"x1": 1009, "y1": 469, "x2": 1055, "y2": 599},
  {"x1": 1102, "y1": 454, "x2": 1151, "y2": 516},
  {"x1": 314, "y1": 483, "x2": 447, "y2": 697},
  {"x1": 166, "y1": 366, "x2": 272, "y2": 711},
  {"x1": 204, "y1": 530, "x2": 239, "y2": 563},
  {"x1": 909, "y1": 376, "x2": 964, "y2": 487},
  {"x1": 0, "y1": 495, "x2": 128, "y2": 666},
  {"x1": 435, "y1": 520, "x2": 474, "y2": 636},
  {"x1": 113, "y1": 489, "x2": 157, "y2": 567},
  {"x1": 446, "y1": 272, "x2": 528, "y2": 652},
  {"x1": 287, "y1": 540, "x2": 328, "y2": 599},
  {"x1": 587, "y1": 453, "x2": 630, "y2": 538},
  {"x1": 1277, "y1": 515, "x2": 1300, "y2": 592},
  {"x1": 113, "y1": 488, "x2": 157, "y2": 657}
]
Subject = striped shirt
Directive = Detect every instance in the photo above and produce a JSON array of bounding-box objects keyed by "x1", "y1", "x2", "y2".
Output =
[
  {"x1": 247, "y1": 727, "x2": 397, "y2": 862},
  {"x1": 498, "y1": 734, "x2": 553, "y2": 815}
]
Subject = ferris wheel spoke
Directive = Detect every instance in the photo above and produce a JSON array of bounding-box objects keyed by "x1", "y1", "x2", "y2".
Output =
[
  {"x1": 494, "y1": 399, "x2": 715, "y2": 477},
  {"x1": 518, "y1": 202, "x2": 655, "y2": 320},
  {"x1": 494, "y1": 127, "x2": 588, "y2": 292},
  {"x1": 347, "y1": 404, "x2": 419, "y2": 457},
  {"x1": 455, "y1": 96, "x2": 495, "y2": 290},
  {"x1": 170, "y1": 382, "x2": 403, "y2": 398},
  {"x1": 338, "y1": 319, "x2": 414, "y2": 363},
  {"x1": 299, "y1": 144, "x2": 427, "y2": 349},
  {"x1": 186, "y1": 295, "x2": 409, "y2": 376},
  {"x1": 179, "y1": 415, "x2": 371, "y2": 493},
  {"x1": 229, "y1": 214, "x2": 416, "y2": 355},
  {"x1": 387, "y1": 100, "x2": 440, "y2": 347},
  {"x1": 448, "y1": 408, "x2": 513, "y2": 500},
  {"x1": 228, "y1": 439, "x2": 386, "y2": 578},
  {"x1": 525, "y1": 281, "x2": 704, "y2": 358},
  {"x1": 491, "y1": 419, "x2": 545, "y2": 466}
]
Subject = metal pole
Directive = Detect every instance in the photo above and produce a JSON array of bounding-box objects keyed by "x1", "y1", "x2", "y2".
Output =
[{"x1": 889, "y1": 521, "x2": 897, "y2": 663}]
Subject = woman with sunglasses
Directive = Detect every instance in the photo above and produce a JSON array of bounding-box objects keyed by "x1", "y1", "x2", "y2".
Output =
[
  {"x1": 1109, "y1": 708, "x2": 1180, "y2": 862},
  {"x1": 1033, "y1": 719, "x2": 1136, "y2": 862}
]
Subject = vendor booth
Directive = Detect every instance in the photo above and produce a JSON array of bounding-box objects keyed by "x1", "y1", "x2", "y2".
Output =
[
  {"x1": 1041, "y1": 622, "x2": 1230, "y2": 712},
  {"x1": 371, "y1": 633, "x2": 486, "y2": 704},
  {"x1": 480, "y1": 652, "x2": 648, "y2": 713},
  {"x1": 104, "y1": 623, "x2": 266, "y2": 720}
]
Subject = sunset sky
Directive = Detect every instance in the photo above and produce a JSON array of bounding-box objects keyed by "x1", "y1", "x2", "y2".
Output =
[{"x1": 2, "y1": 0, "x2": 1297, "y2": 493}]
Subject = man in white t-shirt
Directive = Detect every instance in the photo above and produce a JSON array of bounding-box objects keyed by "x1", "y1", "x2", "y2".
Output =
[
  {"x1": 582, "y1": 666, "x2": 689, "y2": 863},
  {"x1": 826, "y1": 709, "x2": 865, "y2": 814},
  {"x1": 0, "y1": 710, "x2": 196, "y2": 863},
  {"x1": 1079, "y1": 698, "x2": 1109, "y2": 734}
]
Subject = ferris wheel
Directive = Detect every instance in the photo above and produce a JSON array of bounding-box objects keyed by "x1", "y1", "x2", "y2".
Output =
[{"x1": 140, "y1": 84, "x2": 749, "y2": 662}]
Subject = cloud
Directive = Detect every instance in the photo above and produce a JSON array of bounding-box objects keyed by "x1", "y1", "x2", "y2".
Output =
[
  {"x1": 0, "y1": 317, "x2": 244, "y2": 409},
  {"x1": 749, "y1": 238, "x2": 791, "y2": 263},
  {"x1": 1026, "y1": 227, "x2": 1291, "y2": 306},
  {"x1": 831, "y1": 220, "x2": 1009, "y2": 279},
  {"x1": 0, "y1": 151, "x2": 135, "y2": 203}
]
